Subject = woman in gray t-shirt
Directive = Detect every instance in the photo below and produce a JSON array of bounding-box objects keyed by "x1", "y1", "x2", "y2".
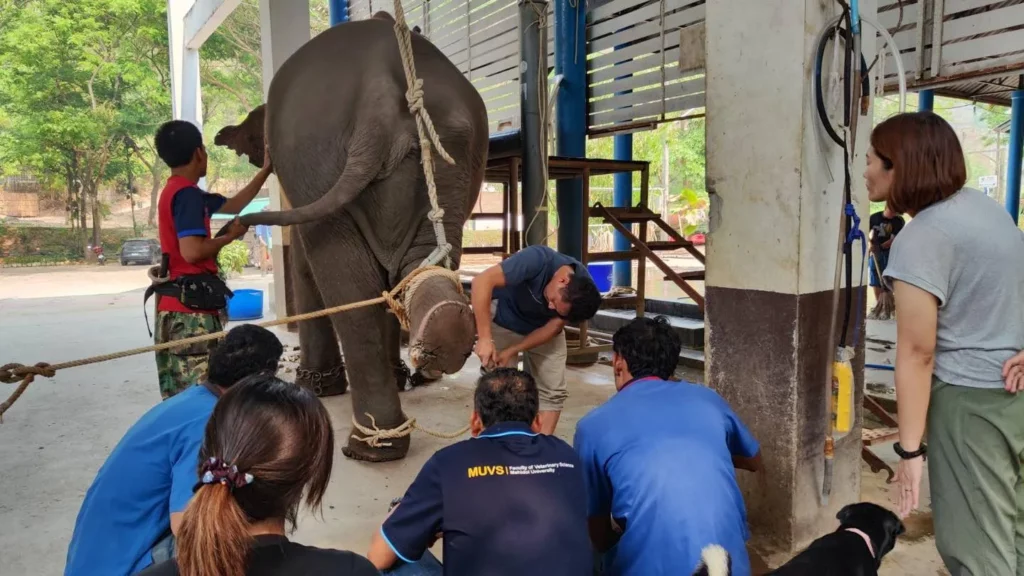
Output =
[{"x1": 865, "y1": 111, "x2": 1024, "y2": 575}]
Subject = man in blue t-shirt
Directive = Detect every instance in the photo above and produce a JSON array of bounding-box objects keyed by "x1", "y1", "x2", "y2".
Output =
[
  {"x1": 574, "y1": 317, "x2": 762, "y2": 576},
  {"x1": 64, "y1": 325, "x2": 284, "y2": 576},
  {"x1": 471, "y1": 245, "x2": 602, "y2": 435},
  {"x1": 367, "y1": 368, "x2": 592, "y2": 576}
]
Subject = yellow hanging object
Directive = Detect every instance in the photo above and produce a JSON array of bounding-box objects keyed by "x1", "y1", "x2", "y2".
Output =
[{"x1": 832, "y1": 347, "x2": 855, "y2": 435}]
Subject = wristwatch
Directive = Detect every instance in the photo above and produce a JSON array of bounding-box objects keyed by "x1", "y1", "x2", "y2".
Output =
[{"x1": 893, "y1": 442, "x2": 927, "y2": 460}]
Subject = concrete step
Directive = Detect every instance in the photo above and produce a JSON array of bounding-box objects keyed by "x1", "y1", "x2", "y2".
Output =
[{"x1": 590, "y1": 307, "x2": 704, "y2": 350}]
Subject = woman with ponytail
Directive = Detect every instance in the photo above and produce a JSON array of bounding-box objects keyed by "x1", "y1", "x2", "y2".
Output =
[{"x1": 140, "y1": 374, "x2": 379, "y2": 576}]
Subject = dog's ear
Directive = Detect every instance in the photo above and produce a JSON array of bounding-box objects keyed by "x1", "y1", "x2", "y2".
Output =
[
  {"x1": 874, "y1": 508, "x2": 906, "y2": 565},
  {"x1": 835, "y1": 503, "x2": 856, "y2": 525}
]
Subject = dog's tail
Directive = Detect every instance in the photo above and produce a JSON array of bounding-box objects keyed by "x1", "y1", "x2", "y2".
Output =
[{"x1": 692, "y1": 544, "x2": 731, "y2": 576}]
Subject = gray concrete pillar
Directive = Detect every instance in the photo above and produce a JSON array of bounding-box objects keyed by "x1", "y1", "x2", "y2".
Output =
[
  {"x1": 704, "y1": 0, "x2": 875, "y2": 552},
  {"x1": 259, "y1": 0, "x2": 310, "y2": 327}
]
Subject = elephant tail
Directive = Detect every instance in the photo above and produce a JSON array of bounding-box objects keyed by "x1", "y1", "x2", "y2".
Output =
[{"x1": 239, "y1": 136, "x2": 384, "y2": 228}]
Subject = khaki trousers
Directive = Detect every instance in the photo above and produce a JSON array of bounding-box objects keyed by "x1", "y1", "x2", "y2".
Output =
[{"x1": 489, "y1": 303, "x2": 568, "y2": 412}]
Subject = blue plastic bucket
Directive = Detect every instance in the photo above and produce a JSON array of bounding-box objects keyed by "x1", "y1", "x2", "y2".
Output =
[
  {"x1": 227, "y1": 289, "x2": 264, "y2": 321},
  {"x1": 587, "y1": 262, "x2": 614, "y2": 293}
]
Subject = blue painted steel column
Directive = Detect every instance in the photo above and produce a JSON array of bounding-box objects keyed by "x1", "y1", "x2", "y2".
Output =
[
  {"x1": 1005, "y1": 90, "x2": 1024, "y2": 224},
  {"x1": 918, "y1": 89, "x2": 934, "y2": 112},
  {"x1": 554, "y1": 0, "x2": 587, "y2": 260},
  {"x1": 612, "y1": 134, "x2": 633, "y2": 285},
  {"x1": 329, "y1": 0, "x2": 349, "y2": 25}
]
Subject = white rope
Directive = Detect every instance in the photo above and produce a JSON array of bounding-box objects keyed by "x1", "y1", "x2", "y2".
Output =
[{"x1": 391, "y1": 0, "x2": 456, "y2": 269}]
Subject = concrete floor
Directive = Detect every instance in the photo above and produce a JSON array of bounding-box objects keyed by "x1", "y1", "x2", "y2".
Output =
[{"x1": 0, "y1": 265, "x2": 944, "y2": 575}]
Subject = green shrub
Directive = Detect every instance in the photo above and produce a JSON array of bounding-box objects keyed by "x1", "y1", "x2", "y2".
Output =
[
  {"x1": 217, "y1": 241, "x2": 250, "y2": 278},
  {"x1": 0, "y1": 226, "x2": 146, "y2": 261}
]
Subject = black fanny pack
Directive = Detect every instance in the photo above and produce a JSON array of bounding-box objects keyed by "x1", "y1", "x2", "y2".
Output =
[{"x1": 144, "y1": 272, "x2": 233, "y2": 336}]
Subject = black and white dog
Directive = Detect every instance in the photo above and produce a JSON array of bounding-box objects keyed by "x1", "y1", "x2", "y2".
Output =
[{"x1": 690, "y1": 502, "x2": 905, "y2": 576}]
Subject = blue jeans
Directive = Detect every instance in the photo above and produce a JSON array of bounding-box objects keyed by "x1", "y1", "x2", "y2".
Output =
[
  {"x1": 382, "y1": 549, "x2": 443, "y2": 576},
  {"x1": 869, "y1": 250, "x2": 889, "y2": 288},
  {"x1": 150, "y1": 532, "x2": 176, "y2": 565}
]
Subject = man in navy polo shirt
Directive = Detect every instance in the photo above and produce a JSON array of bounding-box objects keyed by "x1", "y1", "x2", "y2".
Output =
[
  {"x1": 367, "y1": 368, "x2": 592, "y2": 576},
  {"x1": 471, "y1": 245, "x2": 602, "y2": 435},
  {"x1": 64, "y1": 325, "x2": 284, "y2": 575},
  {"x1": 574, "y1": 317, "x2": 762, "y2": 576}
]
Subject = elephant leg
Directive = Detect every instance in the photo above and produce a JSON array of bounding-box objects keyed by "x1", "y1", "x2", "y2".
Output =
[
  {"x1": 404, "y1": 273, "x2": 476, "y2": 375},
  {"x1": 291, "y1": 236, "x2": 347, "y2": 397},
  {"x1": 384, "y1": 312, "x2": 412, "y2": 392},
  {"x1": 300, "y1": 219, "x2": 410, "y2": 462}
]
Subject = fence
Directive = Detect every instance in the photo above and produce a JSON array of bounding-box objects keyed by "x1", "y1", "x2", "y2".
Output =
[{"x1": 0, "y1": 192, "x2": 41, "y2": 218}]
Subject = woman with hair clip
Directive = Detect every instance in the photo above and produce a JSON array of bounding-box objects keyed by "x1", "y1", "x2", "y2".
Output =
[
  {"x1": 865, "y1": 111, "x2": 1024, "y2": 575},
  {"x1": 140, "y1": 374, "x2": 380, "y2": 576}
]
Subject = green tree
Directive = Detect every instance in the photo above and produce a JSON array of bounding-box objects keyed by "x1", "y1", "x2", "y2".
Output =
[
  {"x1": 0, "y1": 0, "x2": 168, "y2": 247},
  {"x1": 583, "y1": 117, "x2": 707, "y2": 237}
]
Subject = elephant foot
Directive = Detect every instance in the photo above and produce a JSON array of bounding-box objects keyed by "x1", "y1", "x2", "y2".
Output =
[
  {"x1": 296, "y1": 364, "x2": 348, "y2": 397},
  {"x1": 394, "y1": 360, "x2": 412, "y2": 392},
  {"x1": 409, "y1": 299, "x2": 475, "y2": 375},
  {"x1": 341, "y1": 432, "x2": 410, "y2": 462},
  {"x1": 410, "y1": 368, "x2": 443, "y2": 388}
]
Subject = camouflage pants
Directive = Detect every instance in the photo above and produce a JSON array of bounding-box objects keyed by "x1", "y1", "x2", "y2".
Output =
[{"x1": 154, "y1": 310, "x2": 223, "y2": 399}]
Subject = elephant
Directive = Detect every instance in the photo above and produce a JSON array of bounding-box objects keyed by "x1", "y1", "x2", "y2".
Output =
[{"x1": 215, "y1": 16, "x2": 488, "y2": 462}]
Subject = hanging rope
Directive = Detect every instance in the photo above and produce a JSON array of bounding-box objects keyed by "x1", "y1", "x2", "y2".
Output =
[
  {"x1": 391, "y1": 0, "x2": 457, "y2": 270},
  {"x1": 0, "y1": 266, "x2": 464, "y2": 423}
]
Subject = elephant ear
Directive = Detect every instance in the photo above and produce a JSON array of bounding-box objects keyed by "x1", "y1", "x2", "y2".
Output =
[{"x1": 214, "y1": 104, "x2": 267, "y2": 170}]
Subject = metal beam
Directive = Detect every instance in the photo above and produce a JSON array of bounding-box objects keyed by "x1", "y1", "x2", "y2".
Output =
[
  {"x1": 520, "y1": 0, "x2": 548, "y2": 248},
  {"x1": 329, "y1": 0, "x2": 349, "y2": 25},
  {"x1": 185, "y1": 0, "x2": 243, "y2": 50},
  {"x1": 1005, "y1": 90, "x2": 1023, "y2": 223},
  {"x1": 554, "y1": 0, "x2": 587, "y2": 260}
]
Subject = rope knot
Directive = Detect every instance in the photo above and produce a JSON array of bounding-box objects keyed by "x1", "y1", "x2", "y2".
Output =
[
  {"x1": 405, "y1": 79, "x2": 425, "y2": 113},
  {"x1": 351, "y1": 413, "x2": 416, "y2": 448},
  {"x1": 428, "y1": 207, "x2": 445, "y2": 221},
  {"x1": 0, "y1": 363, "x2": 54, "y2": 384}
]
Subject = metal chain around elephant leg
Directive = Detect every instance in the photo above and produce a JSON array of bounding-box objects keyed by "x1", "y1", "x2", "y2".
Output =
[{"x1": 295, "y1": 364, "x2": 347, "y2": 397}]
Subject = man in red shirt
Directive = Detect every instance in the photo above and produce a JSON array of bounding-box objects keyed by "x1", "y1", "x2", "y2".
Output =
[{"x1": 152, "y1": 120, "x2": 272, "y2": 398}]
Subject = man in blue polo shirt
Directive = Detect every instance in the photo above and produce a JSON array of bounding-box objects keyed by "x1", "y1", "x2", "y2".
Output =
[
  {"x1": 367, "y1": 368, "x2": 592, "y2": 576},
  {"x1": 64, "y1": 325, "x2": 284, "y2": 575},
  {"x1": 471, "y1": 245, "x2": 602, "y2": 435},
  {"x1": 574, "y1": 316, "x2": 762, "y2": 576}
]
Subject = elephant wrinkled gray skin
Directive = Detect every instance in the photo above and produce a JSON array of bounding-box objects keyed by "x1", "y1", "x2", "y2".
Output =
[{"x1": 215, "y1": 18, "x2": 488, "y2": 462}]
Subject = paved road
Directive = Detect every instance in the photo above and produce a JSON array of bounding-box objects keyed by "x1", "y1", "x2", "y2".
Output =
[{"x1": 0, "y1": 264, "x2": 154, "y2": 300}]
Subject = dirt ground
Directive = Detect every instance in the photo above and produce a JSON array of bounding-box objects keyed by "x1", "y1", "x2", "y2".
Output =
[{"x1": 0, "y1": 264, "x2": 944, "y2": 575}]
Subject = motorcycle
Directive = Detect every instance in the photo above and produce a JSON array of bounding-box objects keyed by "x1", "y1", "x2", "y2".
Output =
[{"x1": 89, "y1": 243, "x2": 106, "y2": 266}]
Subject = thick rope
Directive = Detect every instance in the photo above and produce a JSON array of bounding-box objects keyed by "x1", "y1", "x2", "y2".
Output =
[
  {"x1": 351, "y1": 412, "x2": 470, "y2": 448},
  {"x1": 0, "y1": 266, "x2": 462, "y2": 423},
  {"x1": 391, "y1": 0, "x2": 456, "y2": 269},
  {"x1": 381, "y1": 266, "x2": 463, "y2": 331}
]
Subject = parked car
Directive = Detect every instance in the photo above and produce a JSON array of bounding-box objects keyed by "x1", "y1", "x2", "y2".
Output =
[{"x1": 120, "y1": 238, "x2": 161, "y2": 266}]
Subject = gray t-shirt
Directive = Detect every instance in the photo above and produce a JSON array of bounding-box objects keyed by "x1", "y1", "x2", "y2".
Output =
[{"x1": 884, "y1": 188, "x2": 1024, "y2": 388}]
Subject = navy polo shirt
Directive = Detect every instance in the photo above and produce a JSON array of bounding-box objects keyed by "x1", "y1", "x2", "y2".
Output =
[
  {"x1": 493, "y1": 245, "x2": 591, "y2": 335},
  {"x1": 381, "y1": 421, "x2": 592, "y2": 576}
]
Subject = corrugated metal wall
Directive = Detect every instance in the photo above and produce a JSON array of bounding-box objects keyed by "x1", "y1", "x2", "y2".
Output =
[
  {"x1": 878, "y1": 0, "x2": 1024, "y2": 86},
  {"x1": 347, "y1": 0, "x2": 554, "y2": 133},
  {"x1": 586, "y1": 0, "x2": 706, "y2": 133}
]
